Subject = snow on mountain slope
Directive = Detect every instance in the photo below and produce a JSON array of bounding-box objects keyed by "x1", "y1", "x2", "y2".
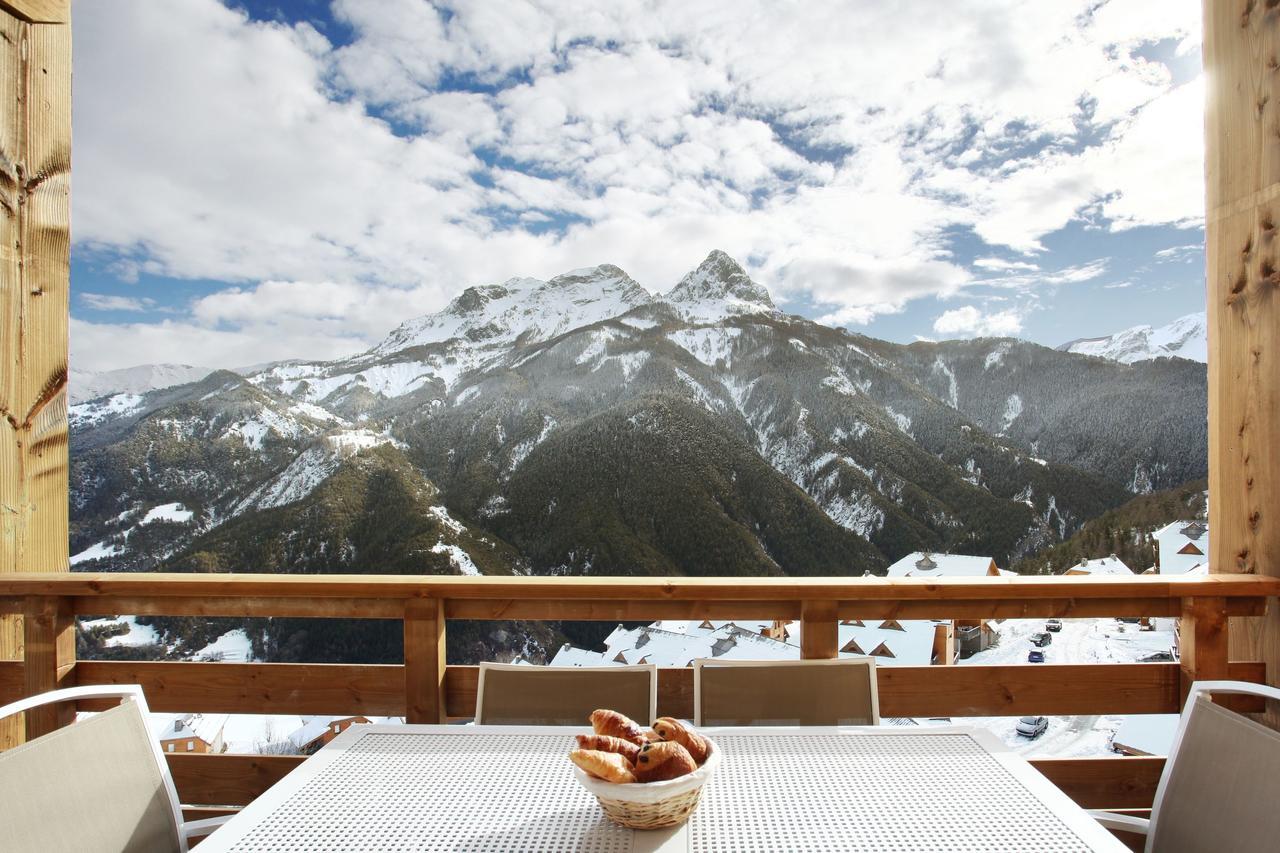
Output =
[
  {"x1": 663, "y1": 250, "x2": 777, "y2": 323},
  {"x1": 70, "y1": 363, "x2": 215, "y2": 404},
  {"x1": 374, "y1": 264, "x2": 653, "y2": 356},
  {"x1": 1061, "y1": 313, "x2": 1206, "y2": 364}
]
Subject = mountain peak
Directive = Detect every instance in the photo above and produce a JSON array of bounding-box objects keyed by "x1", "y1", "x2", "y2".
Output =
[
  {"x1": 666, "y1": 251, "x2": 776, "y2": 323},
  {"x1": 1061, "y1": 312, "x2": 1206, "y2": 364}
]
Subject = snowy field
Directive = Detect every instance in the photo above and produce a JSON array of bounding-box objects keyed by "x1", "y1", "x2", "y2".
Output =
[{"x1": 926, "y1": 616, "x2": 1180, "y2": 758}]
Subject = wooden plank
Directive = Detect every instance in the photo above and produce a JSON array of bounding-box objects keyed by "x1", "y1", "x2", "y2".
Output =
[
  {"x1": 1206, "y1": 0, "x2": 1280, "y2": 731},
  {"x1": 72, "y1": 595, "x2": 405, "y2": 620},
  {"x1": 21, "y1": 594, "x2": 72, "y2": 737},
  {"x1": 446, "y1": 599, "x2": 802, "y2": 621},
  {"x1": 0, "y1": 1, "x2": 68, "y2": 24},
  {"x1": 0, "y1": 6, "x2": 69, "y2": 749},
  {"x1": 438, "y1": 662, "x2": 1267, "y2": 721},
  {"x1": 404, "y1": 598, "x2": 445, "y2": 723},
  {"x1": 167, "y1": 753, "x2": 303, "y2": 807},
  {"x1": 0, "y1": 657, "x2": 19, "y2": 705},
  {"x1": 75, "y1": 661, "x2": 405, "y2": 716},
  {"x1": 1180, "y1": 596, "x2": 1229, "y2": 697},
  {"x1": 800, "y1": 599, "x2": 838, "y2": 659},
  {"x1": 1030, "y1": 757, "x2": 1165, "y2": 810},
  {"x1": 0, "y1": 571, "x2": 1273, "y2": 603}
]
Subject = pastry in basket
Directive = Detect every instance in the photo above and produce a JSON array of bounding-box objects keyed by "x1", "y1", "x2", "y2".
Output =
[
  {"x1": 570, "y1": 748, "x2": 637, "y2": 784},
  {"x1": 575, "y1": 733, "x2": 641, "y2": 764},
  {"x1": 633, "y1": 741, "x2": 698, "y2": 783},
  {"x1": 652, "y1": 717, "x2": 710, "y2": 764},
  {"x1": 589, "y1": 708, "x2": 647, "y2": 746}
]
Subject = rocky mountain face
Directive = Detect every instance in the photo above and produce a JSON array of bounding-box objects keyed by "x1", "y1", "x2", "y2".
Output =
[
  {"x1": 68, "y1": 252, "x2": 1207, "y2": 661},
  {"x1": 1060, "y1": 312, "x2": 1207, "y2": 364},
  {"x1": 70, "y1": 363, "x2": 216, "y2": 404}
]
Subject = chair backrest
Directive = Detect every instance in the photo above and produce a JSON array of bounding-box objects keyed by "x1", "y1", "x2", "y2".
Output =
[
  {"x1": 0, "y1": 688, "x2": 184, "y2": 853},
  {"x1": 475, "y1": 663, "x2": 657, "y2": 725},
  {"x1": 1146, "y1": 681, "x2": 1280, "y2": 853},
  {"x1": 693, "y1": 658, "x2": 879, "y2": 726}
]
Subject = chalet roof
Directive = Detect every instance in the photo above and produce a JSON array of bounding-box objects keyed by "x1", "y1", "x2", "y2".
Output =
[
  {"x1": 1111, "y1": 714, "x2": 1179, "y2": 757},
  {"x1": 886, "y1": 552, "x2": 1000, "y2": 578},
  {"x1": 155, "y1": 712, "x2": 228, "y2": 745},
  {"x1": 1153, "y1": 521, "x2": 1210, "y2": 575},
  {"x1": 1067, "y1": 555, "x2": 1133, "y2": 576}
]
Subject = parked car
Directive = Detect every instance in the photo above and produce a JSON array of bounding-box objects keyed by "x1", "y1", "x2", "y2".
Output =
[
  {"x1": 1031, "y1": 632, "x2": 1053, "y2": 647},
  {"x1": 1028, "y1": 650, "x2": 1046, "y2": 663},
  {"x1": 1016, "y1": 716, "x2": 1049, "y2": 738},
  {"x1": 1045, "y1": 619, "x2": 1063, "y2": 632}
]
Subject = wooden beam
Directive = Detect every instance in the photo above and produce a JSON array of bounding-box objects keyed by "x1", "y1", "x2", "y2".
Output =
[
  {"x1": 0, "y1": 1, "x2": 68, "y2": 24},
  {"x1": 0, "y1": 2, "x2": 69, "y2": 748},
  {"x1": 0, "y1": 657, "x2": 19, "y2": 705},
  {"x1": 75, "y1": 661, "x2": 405, "y2": 716},
  {"x1": 1207, "y1": 0, "x2": 1280, "y2": 730},
  {"x1": 167, "y1": 753, "x2": 303, "y2": 807},
  {"x1": 1030, "y1": 757, "x2": 1165, "y2": 810},
  {"x1": 800, "y1": 599, "x2": 838, "y2": 659},
  {"x1": 72, "y1": 595, "x2": 405, "y2": 620},
  {"x1": 404, "y1": 598, "x2": 446, "y2": 723},
  {"x1": 21, "y1": 594, "x2": 72, "y2": 738},
  {"x1": 440, "y1": 661, "x2": 1267, "y2": 720},
  {"x1": 1180, "y1": 596, "x2": 1230, "y2": 698}
]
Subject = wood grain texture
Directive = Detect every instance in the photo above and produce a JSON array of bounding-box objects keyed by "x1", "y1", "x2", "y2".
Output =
[
  {"x1": 21, "y1": 594, "x2": 72, "y2": 737},
  {"x1": 0, "y1": 572, "x2": 1275, "y2": 603},
  {"x1": 165, "y1": 750, "x2": 1161, "y2": 811},
  {"x1": 168, "y1": 753, "x2": 303, "y2": 807},
  {"x1": 0, "y1": 1, "x2": 67, "y2": 24},
  {"x1": 404, "y1": 598, "x2": 445, "y2": 723},
  {"x1": 800, "y1": 599, "x2": 838, "y2": 658},
  {"x1": 0, "y1": 657, "x2": 19, "y2": 706},
  {"x1": 72, "y1": 595, "x2": 405, "y2": 620},
  {"x1": 1030, "y1": 757, "x2": 1165, "y2": 810},
  {"x1": 75, "y1": 661, "x2": 405, "y2": 716},
  {"x1": 0, "y1": 5, "x2": 69, "y2": 748},
  {"x1": 1206, "y1": 0, "x2": 1280, "y2": 729}
]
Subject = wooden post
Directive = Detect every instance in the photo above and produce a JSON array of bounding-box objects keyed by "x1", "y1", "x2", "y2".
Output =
[
  {"x1": 404, "y1": 598, "x2": 446, "y2": 723},
  {"x1": 0, "y1": 0, "x2": 70, "y2": 748},
  {"x1": 1180, "y1": 597, "x2": 1229, "y2": 699},
  {"x1": 22, "y1": 595, "x2": 73, "y2": 738},
  {"x1": 1205, "y1": 0, "x2": 1280, "y2": 727},
  {"x1": 800, "y1": 599, "x2": 838, "y2": 659}
]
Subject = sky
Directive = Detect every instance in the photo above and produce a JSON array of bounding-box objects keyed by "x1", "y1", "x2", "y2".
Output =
[{"x1": 70, "y1": 0, "x2": 1209, "y2": 372}]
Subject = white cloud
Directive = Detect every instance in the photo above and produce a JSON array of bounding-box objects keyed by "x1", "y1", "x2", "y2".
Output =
[
  {"x1": 80, "y1": 293, "x2": 156, "y2": 312},
  {"x1": 71, "y1": 0, "x2": 1207, "y2": 367},
  {"x1": 933, "y1": 305, "x2": 1025, "y2": 338}
]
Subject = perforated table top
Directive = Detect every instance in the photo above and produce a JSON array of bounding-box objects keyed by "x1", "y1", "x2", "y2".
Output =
[{"x1": 197, "y1": 726, "x2": 1125, "y2": 852}]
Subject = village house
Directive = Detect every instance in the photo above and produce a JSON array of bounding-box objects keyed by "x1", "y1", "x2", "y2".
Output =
[
  {"x1": 156, "y1": 713, "x2": 228, "y2": 754},
  {"x1": 1065, "y1": 555, "x2": 1134, "y2": 576},
  {"x1": 287, "y1": 716, "x2": 372, "y2": 755},
  {"x1": 1152, "y1": 521, "x2": 1209, "y2": 575}
]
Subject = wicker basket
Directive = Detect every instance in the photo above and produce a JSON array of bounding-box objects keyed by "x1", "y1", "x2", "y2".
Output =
[{"x1": 573, "y1": 738, "x2": 722, "y2": 830}]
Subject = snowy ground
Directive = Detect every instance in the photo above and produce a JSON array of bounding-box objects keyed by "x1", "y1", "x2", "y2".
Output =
[{"x1": 924, "y1": 617, "x2": 1181, "y2": 758}]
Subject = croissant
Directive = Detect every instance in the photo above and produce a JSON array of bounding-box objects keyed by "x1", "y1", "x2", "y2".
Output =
[
  {"x1": 653, "y1": 717, "x2": 711, "y2": 764},
  {"x1": 570, "y1": 748, "x2": 636, "y2": 783},
  {"x1": 575, "y1": 733, "x2": 641, "y2": 764},
  {"x1": 633, "y1": 741, "x2": 697, "y2": 783},
  {"x1": 589, "y1": 709, "x2": 647, "y2": 746}
]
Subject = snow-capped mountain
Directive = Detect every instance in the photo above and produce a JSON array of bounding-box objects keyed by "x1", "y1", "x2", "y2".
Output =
[
  {"x1": 1060, "y1": 312, "x2": 1207, "y2": 364},
  {"x1": 68, "y1": 250, "x2": 1205, "y2": 594},
  {"x1": 70, "y1": 363, "x2": 216, "y2": 404}
]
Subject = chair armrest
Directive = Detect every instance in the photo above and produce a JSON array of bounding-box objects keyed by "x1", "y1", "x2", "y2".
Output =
[
  {"x1": 1089, "y1": 810, "x2": 1150, "y2": 835},
  {"x1": 181, "y1": 815, "x2": 233, "y2": 841}
]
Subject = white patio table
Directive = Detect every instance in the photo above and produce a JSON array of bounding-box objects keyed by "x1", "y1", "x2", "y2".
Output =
[{"x1": 195, "y1": 724, "x2": 1126, "y2": 852}]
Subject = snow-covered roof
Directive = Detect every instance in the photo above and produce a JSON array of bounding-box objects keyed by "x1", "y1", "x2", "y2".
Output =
[
  {"x1": 1153, "y1": 521, "x2": 1209, "y2": 575},
  {"x1": 1065, "y1": 556, "x2": 1133, "y2": 576},
  {"x1": 886, "y1": 552, "x2": 998, "y2": 578},
  {"x1": 549, "y1": 644, "x2": 622, "y2": 667},
  {"x1": 155, "y1": 713, "x2": 228, "y2": 745},
  {"x1": 1112, "y1": 714, "x2": 1180, "y2": 756}
]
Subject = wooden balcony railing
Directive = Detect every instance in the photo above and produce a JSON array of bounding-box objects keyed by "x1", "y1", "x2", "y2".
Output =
[{"x1": 1, "y1": 572, "x2": 1277, "y2": 816}]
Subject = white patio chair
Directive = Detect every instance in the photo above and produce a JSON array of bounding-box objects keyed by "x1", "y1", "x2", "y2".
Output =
[
  {"x1": 1091, "y1": 680, "x2": 1280, "y2": 852},
  {"x1": 0, "y1": 684, "x2": 230, "y2": 853},
  {"x1": 475, "y1": 662, "x2": 658, "y2": 725},
  {"x1": 693, "y1": 657, "x2": 880, "y2": 726}
]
